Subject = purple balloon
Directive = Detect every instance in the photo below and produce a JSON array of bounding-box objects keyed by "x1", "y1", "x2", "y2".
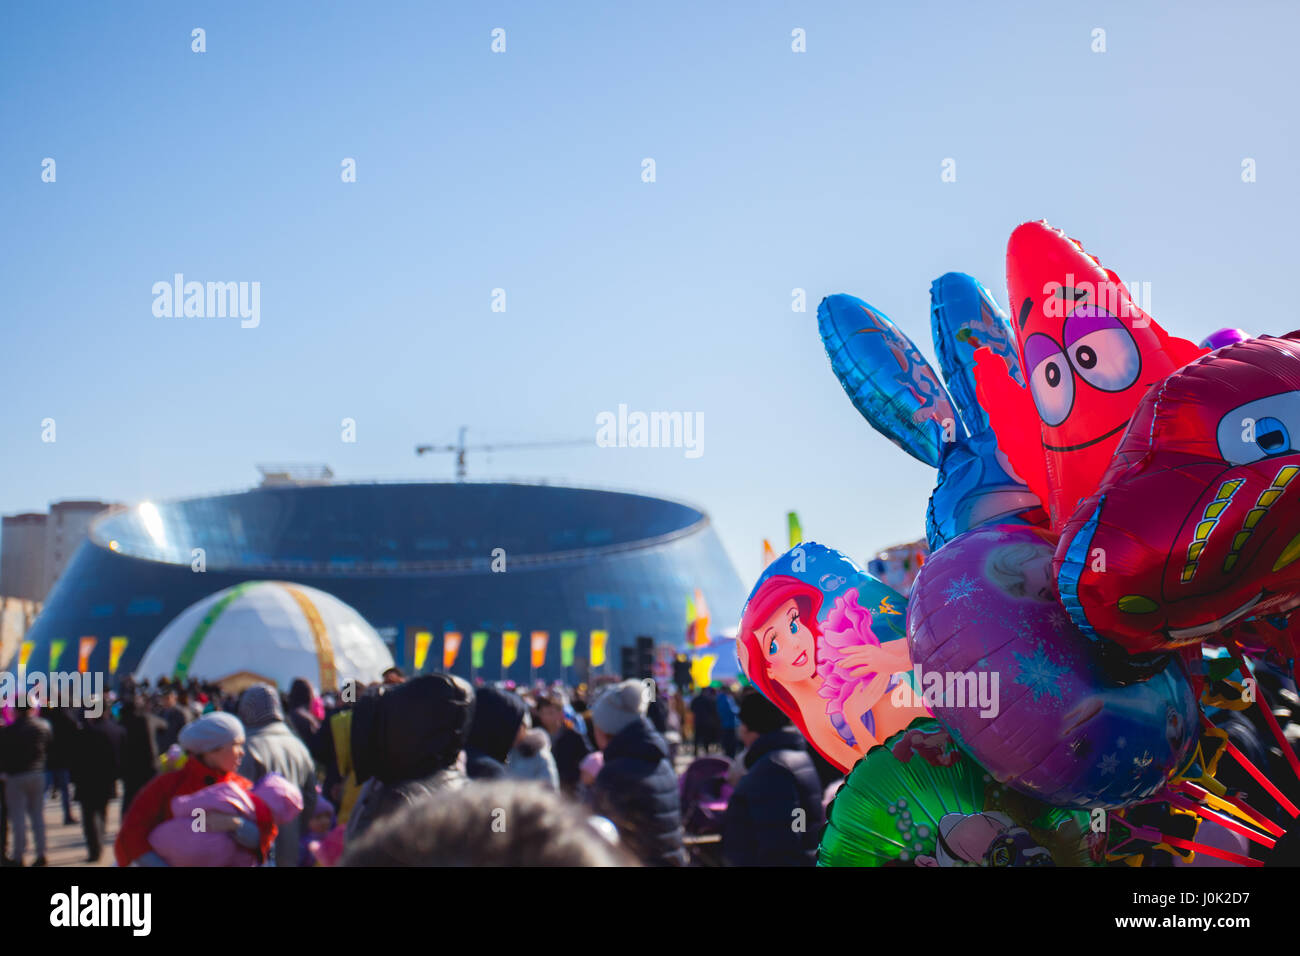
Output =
[
  {"x1": 1200, "y1": 327, "x2": 1250, "y2": 351},
  {"x1": 905, "y1": 525, "x2": 1198, "y2": 809}
]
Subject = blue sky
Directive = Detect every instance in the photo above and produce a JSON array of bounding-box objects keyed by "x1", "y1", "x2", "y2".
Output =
[{"x1": 2, "y1": 0, "x2": 1298, "y2": 589}]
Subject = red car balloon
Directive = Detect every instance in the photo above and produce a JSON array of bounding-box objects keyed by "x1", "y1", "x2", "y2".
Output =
[
  {"x1": 975, "y1": 221, "x2": 1206, "y2": 530},
  {"x1": 1054, "y1": 333, "x2": 1300, "y2": 655}
]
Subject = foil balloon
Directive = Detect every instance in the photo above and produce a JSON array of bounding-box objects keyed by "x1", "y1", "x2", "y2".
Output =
[
  {"x1": 907, "y1": 524, "x2": 1200, "y2": 808},
  {"x1": 819, "y1": 283, "x2": 1043, "y2": 552},
  {"x1": 819, "y1": 719, "x2": 1095, "y2": 866},
  {"x1": 737, "y1": 542, "x2": 929, "y2": 773},
  {"x1": 974, "y1": 221, "x2": 1207, "y2": 531},
  {"x1": 1202, "y1": 327, "x2": 1250, "y2": 351},
  {"x1": 927, "y1": 273, "x2": 1046, "y2": 548},
  {"x1": 818, "y1": 293, "x2": 960, "y2": 467},
  {"x1": 1056, "y1": 333, "x2": 1300, "y2": 655}
]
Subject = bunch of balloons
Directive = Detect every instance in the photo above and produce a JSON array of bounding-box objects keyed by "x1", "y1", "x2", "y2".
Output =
[{"x1": 737, "y1": 221, "x2": 1300, "y2": 866}]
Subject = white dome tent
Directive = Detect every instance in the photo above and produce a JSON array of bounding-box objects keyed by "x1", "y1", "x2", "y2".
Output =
[{"x1": 134, "y1": 581, "x2": 394, "y2": 694}]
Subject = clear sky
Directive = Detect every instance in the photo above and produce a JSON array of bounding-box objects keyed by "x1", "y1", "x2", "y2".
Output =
[{"x1": 3, "y1": 0, "x2": 1298, "y2": 590}]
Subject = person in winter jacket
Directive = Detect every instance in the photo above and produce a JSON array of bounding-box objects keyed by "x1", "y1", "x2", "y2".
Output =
[
  {"x1": 344, "y1": 673, "x2": 474, "y2": 841},
  {"x1": 70, "y1": 702, "x2": 125, "y2": 862},
  {"x1": 690, "y1": 687, "x2": 721, "y2": 756},
  {"x1": 287, "y1": 678, "x2": 322, "y2": 743},
  {"x1": 716, "y1": 688, "x2": 741, "y2": 759},
  {"x1": 119, "y1": 695, "x2": 166, "y2": 813},
  {"x1": 590, "y1": 681, "x2": 687, "y2": 867},
  {"x1": 1, "y1": 706, "x2": 53, "y2": 866},
  {"x1": 535, "y1": 693, "x2": 592, "y2": 796},
  {"x1": 114, "y1": 712, "x2": 278, "y2": 867},
  {"x1": 507, "y1": 727, "x2": 559, "y2": 790},
  {"x1": 44, "y1": 706, "x2": 80, "y2": 825},
  {"x1": 721, "y1": 690, "x2": 825, "y2": 867},
  {"x1": 465, "y1": 686, "x2": 527, "y2": 781},
  {"x1": 237, "y1": 684, "x2": 319, "y2": 867}
]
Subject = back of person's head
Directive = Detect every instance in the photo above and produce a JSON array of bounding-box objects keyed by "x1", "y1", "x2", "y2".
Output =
[
  {"x1": 738, "y1": 689, "x2": 790, "y2": 736},
  {"x1": 342, "y1": 780, "x2": 635, "y2": 867},
  {"x1": 237, "y1": 683, "x2": 285, "y2": 729},
  {"x1": 467, "y1": 686, "x2": 528, "y2": 762},
  {"x1": 361, "y1": 672, "x2": 475, "y2": 784},
  {"x1": 591, "y1": 680, "x2": 650, "y2": 737}
]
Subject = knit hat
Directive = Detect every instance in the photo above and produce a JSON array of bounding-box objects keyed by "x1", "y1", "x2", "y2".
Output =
[
  {"x1": 178, "y1": 712, "x2": 245, "y2": 754},
  {"x1": 738, "y1": 690, "x2": 790, "y2": 735},
  {"x1": 591, "y1": 680, "x2": 649, "y2": 736},
  {"x1": 237, "y1": 684, "x2": 284, "y2": 729}
]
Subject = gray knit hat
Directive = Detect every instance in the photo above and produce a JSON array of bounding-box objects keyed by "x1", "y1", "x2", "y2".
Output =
[
  {"x1": 591, "y1": 680, "x2": 650, "y2": 736},
  {"x1": 178, "y1": 712, "x2": 245, "y2": 754},
  {"x1": 237, "y1": 684, "x2": 284, "y2": 729}
]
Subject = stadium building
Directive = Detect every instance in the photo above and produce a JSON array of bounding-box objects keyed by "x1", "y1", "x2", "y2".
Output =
[{"x1": 12, "y1": 482, "x2": 746, "y2": 686}]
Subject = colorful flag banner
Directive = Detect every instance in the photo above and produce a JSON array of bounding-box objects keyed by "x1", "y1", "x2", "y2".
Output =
[
  {"x1": 443, "y1": 631, "x2": 462, "y2": 670},
  {"x1": 590, "y1": 630, "x2": 608, "y2": 668},
  {"x1": 788, "y1": 511, "x2": 802, "y2": 549},
  {"x1": 690, "y1": 654, "x2": 718, "y2": 689},
  {"x1": 471, "y1": 631, "x2": 489, "y2": 670},
  {"x1": 685, "y1": 593, "x2": 697, "y2": 625},
  {"x1": 763, "y1": 538, "x2": 776, "y2": 567},
  {"x1": 691, "y1": 588, "x2": 711, "y2": 648},
  {"x1": 413, "y1": 631, "x2": 433, "y2": 672},
  {"x1": 530, "y1": 631, "x2": 548, "y2": 669},
  {"x1": 109, "y1": 637, "x2": 129, "y2": 675},
  {"x1": 502, "y1": 630, "x2": 520, "y2": 670},
  {"x1": 78, "y1": 636, "x2": 97, "y2": 673},
  {"x1": 560, "y1": 630, "x2": 577, "y2": 668},
  {"x1": 49, "y1": 639, "x2": 67, "y2": 672},
  {"x1": 18, "y1": 641, "x2": 35, "y2": 676}
]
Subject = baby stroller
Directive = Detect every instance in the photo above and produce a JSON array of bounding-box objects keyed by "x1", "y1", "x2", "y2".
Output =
[{"x1": 679, "y1": 756, "x2": 733, "y2": 866}]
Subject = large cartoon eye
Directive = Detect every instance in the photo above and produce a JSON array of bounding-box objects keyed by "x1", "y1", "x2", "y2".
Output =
[
  {"x1": 788, "y1": 614, "x2": 798, "y2": 635},
  {"x1": 1024, "y1": 333, "x2": 1074, "y2": 427},
  {"x1": 769, "y1": 637, "x2": 779, "y2": 656},
  {"x1": 1217, "y1": 393, "x2": 1300, "y2": 465},
  {"x1": 1062, "y1": 307, "x2": 1141, "y2": 393}
]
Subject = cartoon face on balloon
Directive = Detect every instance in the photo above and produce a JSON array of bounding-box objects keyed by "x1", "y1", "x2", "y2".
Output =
[
  {"x1": 975, "y1": 222, "x2": 1206, "y2": 530},
  {"x1": 737, "y1": 544, "x2": 931, "y2": 773},
  {"x1": 1056, "y1": 333, "x2": 1300, "y2": 655}
]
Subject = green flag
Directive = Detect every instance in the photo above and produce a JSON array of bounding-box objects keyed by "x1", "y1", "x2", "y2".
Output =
[
  {"x1": 471, "y1": 631, "x2": 489, "y2": 670},
  {"x1": 788, "y1": 511, "x2": 802, "y2": 548},
  {"x1": 49, "y1": 639, "x2": 67, "y2": 671},
  {"x1": 560, "y1": 630, "x2": 577, "y2": 667}
]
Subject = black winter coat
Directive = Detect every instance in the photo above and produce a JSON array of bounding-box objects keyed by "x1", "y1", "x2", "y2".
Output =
[
  {"x1": 0, "y1": 713, "x2": 53, "y2": 775},
  {"x1": 550, "y1": 724, "x2": 592, "y2": 793},
  {"x1": 71, "y1": 716, "x2": 125, "y2": 805},
  {"x1": 592, "y1": 717, "x2": 687, "y2": 867},
  {"x1": 721, "y1": 729, "x2": 825, "y2": 866}
]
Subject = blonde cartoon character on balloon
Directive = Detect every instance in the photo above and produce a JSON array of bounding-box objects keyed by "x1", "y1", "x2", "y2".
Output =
[{"x1": 738, "y1": 575, "x2": 931, "y2": 772}]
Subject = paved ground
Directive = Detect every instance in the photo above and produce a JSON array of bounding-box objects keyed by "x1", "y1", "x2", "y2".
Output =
[{"x1": 5, "y1": 792, "x2": 120, "y2": 867}]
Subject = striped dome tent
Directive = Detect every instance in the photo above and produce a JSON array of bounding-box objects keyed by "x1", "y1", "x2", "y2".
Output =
[{"x1": 134, "y1": 581, "x2": 394, "y2": 694}]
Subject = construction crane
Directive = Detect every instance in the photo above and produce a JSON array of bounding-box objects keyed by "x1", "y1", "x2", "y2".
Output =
[{"x1": 416, "y1": 426, "x2": 592, "y2": 481}]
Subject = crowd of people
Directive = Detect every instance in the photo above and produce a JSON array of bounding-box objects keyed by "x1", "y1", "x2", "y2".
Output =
[{"x1": 0, "y1": 668, "x2": 837, "y2": 867}]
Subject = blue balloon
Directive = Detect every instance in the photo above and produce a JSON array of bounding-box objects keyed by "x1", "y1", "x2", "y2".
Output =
[
  {"x1": 818, "y1": 294, "x2": 962, "y2": 467},
  {"x1": 929, "y1": 272, "x2": 1023, "y2": 435}
]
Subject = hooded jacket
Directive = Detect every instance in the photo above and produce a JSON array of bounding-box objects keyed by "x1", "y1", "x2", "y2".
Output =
[
  {"x1": 592, "y1": 717, "x2": 687, "y2": 867},
  {"x1": 237, "y1": 686, "x2": 318, "y2": 867},
  {"x1": 287, "y1": 679, "x2": 321, "y2": 742},
  {"x1": 721, "y1": 728, "x2": 825, "y2": 867},
  {"x1": 345, "y1": 673, "x2": 474, "y2": 840},
  {"x1": 465, "y1": 686, "x2": 527, "y2": 781}
]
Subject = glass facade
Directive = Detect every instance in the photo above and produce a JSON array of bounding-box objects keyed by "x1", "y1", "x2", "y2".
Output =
[{"x1": 16, "y1": 483, "x2": 746, "y2": 686}]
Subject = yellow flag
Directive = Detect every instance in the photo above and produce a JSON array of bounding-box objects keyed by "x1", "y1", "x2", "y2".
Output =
[
  {"x1": 18, "y1": 641, "x2": 35, "y2": 676},
  {"x1": 109, "y1": 637, "x2": 129, "y2": 675},
  {"x1": 502, "y1": 630, "x2": 520, "y2": 670},
  {"x1": 590, "y1": 630, "x2": 608, "y2": 668},
  {"x1": 690, "y1": 654, "x2": 717, "y2": 688},
  {"x1": 443, "y1": 632, "x2": 462, "y2": 670},
  {"x1": 413, "y1": 631, "x2": 433, "y2": 672}
]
